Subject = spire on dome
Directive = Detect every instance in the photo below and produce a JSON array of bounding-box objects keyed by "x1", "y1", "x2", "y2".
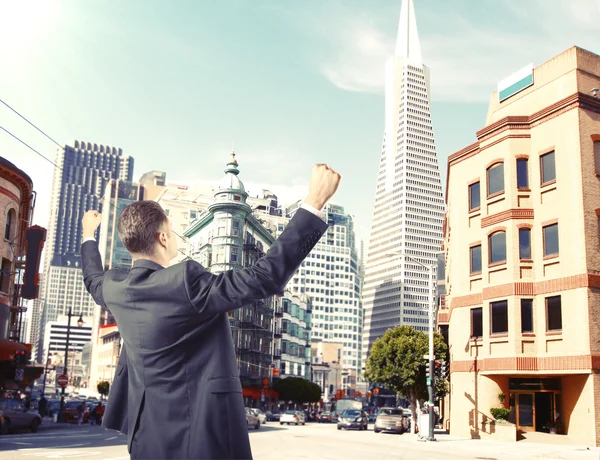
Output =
[
  {"x1": 225, "y1": 152, "x2": 240, "y2": 176},
  {"x1": 395, "y1": 0, "x2": 422, "y2": 62}
]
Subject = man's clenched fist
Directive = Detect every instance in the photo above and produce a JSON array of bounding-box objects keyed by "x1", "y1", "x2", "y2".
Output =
[
  {"x1": 82, "y1": 210, "x2": 102, "y2": 240},
  {"x1": 305, "y1": 164, "x2": 341, "y2": 211}
]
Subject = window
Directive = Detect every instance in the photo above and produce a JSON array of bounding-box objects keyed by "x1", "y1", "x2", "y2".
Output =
[
  {"x1": 231, "y1": 247, "x2": 238, "y2": 263},
  {"x1": 487, "y1": 163, "x2": 504, "y2": 196},
  {"x1": 164, "y1": 209, "x2": 170, "y2": 217},
  {"x1": 233, "y1": 195, "x2": 241, "y2": 202},
  {"x1": 0, "y1": 258, "x2": 11, "y2": 293},
  {"x1": 540, "y1": 151, "x2": 556, "y2": 184},
  {"x1": 517, "y1": 158, "x2": 529, "y2": 189},
  {"x1": 489, "y1": 231, "x2": 507, "y2": 264},
  {"x1": 519, "y1": 228, "x2": 531, "y2": 259},
  {"x1": 471, "y1": 308, "x2": 483, "y2": 338},
  {"x1": 469, "y1": 182, "x2": 480, "y2": 211},
  {"x1": 232, "y1": 220, "x2": 240, "y2": 236},
  {"x1": 521, "y1": 299, "x2": 533, "y2": 333},
  {"x1": 543, "y1": 223, "x2": 559, "y2": 257},
  {"x1": 470, "y1": 245, "x2": 482, "y2": 274},
  {"x1": 490, "y1": 300, "x2": 508, "y2": 334},
  {"x1": 190, "y1": 210, "x2": 197, "y2": 220},
  {"x1": 546, "y1": 296, "x2": 562, "y2": 331},
  {"x1": 594, "y1": 141, "x2": 600, "y2": 176},
  {"x1": 4, "y1": 209, "x2": 15, "y2": 240}
]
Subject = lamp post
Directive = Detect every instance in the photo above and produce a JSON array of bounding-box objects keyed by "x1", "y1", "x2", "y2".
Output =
[
  {"x1": 62, "y1": 307, "x2": 84, "y2": 396},
  {"x1": 387, "y1": 251, "x2": 437, "y2": 442}
]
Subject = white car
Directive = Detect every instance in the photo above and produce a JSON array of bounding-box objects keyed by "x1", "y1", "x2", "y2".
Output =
[
  {"x1": 251, "y1": 409, "x2": 267, "y2": 424},
  {"x1": 280, "y1": 410, "x2": 305, "y2": 425}
]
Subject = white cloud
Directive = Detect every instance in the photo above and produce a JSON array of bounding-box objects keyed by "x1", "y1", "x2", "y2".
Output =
[{"x1": 317, "y1": 1, "x2": 600, "y2": 102}]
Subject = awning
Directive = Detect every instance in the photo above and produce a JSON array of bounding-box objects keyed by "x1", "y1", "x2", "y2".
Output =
[{"x1": 242, "y1": 387, "x2": 279, "y2": 399}]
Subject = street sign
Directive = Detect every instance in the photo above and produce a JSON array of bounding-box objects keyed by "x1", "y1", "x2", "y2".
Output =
[
  {"x1": 15, "y1": 368, "x2": 24, "y2": 382},
  {"x1": 56, "y1": 374, "x2": 69, "y2": 387},
  {"x1": 426, "y1": 378, "x2": 431, "y2": 386}
]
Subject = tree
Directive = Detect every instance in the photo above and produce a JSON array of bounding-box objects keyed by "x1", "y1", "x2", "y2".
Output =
[
  {"x1": 363, "y1": 325, "x2": 448, "y2": 428},
  {"x1": 97, "y1": 381, "x2": 110, "y2": 399},
  {"x1": 273, "y1": 378, "x2": 321, "y2": 406}
]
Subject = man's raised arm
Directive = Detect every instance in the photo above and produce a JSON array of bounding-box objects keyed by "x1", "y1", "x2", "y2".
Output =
[{"x1": 80, "y1": 210, "x2": 106, "y2": 307}]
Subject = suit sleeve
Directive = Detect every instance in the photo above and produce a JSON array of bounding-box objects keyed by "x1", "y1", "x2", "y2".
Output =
[
  {"x1": 184, "y1": 207, "x2": 328, "y2": 318},
  {"x1": 81, "y1": 240, "x2": 107, "y2": 308}
]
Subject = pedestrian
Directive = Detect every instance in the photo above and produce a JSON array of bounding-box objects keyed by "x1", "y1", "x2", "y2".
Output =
[
  {"x1": 77, "y1": 401, "x2": 85, "y2": 426},
  {"x1": 94, "y1": 402, "x2": 104, "y2": 426},
  {"x1": 80, "y1": 164, "x2": 340, "y2": 460},
  {"x1": 90, "y1": 405, "x2": 97, "y2": 426},
  {"x1": 38, "y1": 396, "x2": 47, "y2": 418}
]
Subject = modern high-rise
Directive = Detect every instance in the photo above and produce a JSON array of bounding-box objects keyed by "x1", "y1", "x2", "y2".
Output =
[
  {"x1": 34, "y1": 141, "x2": 134, "y2": 362},
  {"x1": 286, "y1": 202, "x2": 363, "y2": 380},
  {"x1": 361, "y1": 0, "x2": 445, "y2": 363}
]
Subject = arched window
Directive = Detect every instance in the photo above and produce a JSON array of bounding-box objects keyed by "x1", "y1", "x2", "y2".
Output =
[
  {"x1": 487, "y1": 162, "x2": 505, "y2": 196},
  {"x1": 4, "y1": 208, "x2": 16, "y2": 240},
  {"x1": 489, "y1": 231, "x2": 507, "y2": 264}
]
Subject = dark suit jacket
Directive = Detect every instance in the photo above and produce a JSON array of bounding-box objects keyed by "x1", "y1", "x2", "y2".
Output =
[{"x1": 81, "y1": 208, "x2": 327, "y2": 459}]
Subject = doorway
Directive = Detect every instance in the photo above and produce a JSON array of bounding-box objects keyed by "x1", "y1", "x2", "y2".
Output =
[{"x1": 534, "y1": 392, "x2": 553, "y2": 432}]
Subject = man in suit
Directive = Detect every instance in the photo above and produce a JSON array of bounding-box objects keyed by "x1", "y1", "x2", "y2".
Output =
[{"x1": 81, "y1": 164, "x2": 340, "y2": 459}]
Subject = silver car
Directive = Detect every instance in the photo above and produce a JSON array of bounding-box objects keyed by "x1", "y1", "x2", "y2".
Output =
[
  {"x1": 245, "y1": 407, "x2": 260, "y2": 430},
  {"x1": 0, "y1": 398, "x2": 42, "y2": 433},
  {"x1": 280, "y1": 410, "x2": 305, "y2": 425}
]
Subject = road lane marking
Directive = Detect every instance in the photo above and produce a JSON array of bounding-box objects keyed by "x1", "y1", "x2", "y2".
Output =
[
  {"x1": 104, "y1": 436, "x2": 118, "y2": 440},
  {"x1": 7, "y1": 441, "x2": 34, "y2": 445}
]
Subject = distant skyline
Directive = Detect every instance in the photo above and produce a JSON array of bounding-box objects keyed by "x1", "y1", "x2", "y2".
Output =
[{"x1": 1, "y1": 0, "x2": 598, "y2": 243}]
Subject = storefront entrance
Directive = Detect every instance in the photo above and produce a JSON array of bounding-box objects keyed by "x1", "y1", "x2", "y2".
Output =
[{"x1": 509, "y1": 378, "x2": 561, "y2": 432}]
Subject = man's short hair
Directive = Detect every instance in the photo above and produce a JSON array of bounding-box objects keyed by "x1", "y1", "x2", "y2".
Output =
[{"x1": 118, "y1": 201, "x2": 169, "y2": 255}]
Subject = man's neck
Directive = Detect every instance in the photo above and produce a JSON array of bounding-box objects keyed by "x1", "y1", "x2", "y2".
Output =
[{"x1": 132, "y1": 255, "x2": 169, "y2": 268}]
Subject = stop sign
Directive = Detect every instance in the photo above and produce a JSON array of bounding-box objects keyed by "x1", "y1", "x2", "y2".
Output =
[{"x1": 56, "y1": 374, "x2": 69, "y2": 387}]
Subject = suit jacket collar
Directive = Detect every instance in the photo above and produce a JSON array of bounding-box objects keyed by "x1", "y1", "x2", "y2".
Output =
[{"x1": 132, "y1": 259, "x2": 165, "y2": 271}]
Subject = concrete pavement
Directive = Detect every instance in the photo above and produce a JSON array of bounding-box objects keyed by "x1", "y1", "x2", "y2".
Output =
[{"x1": 1, "y1": 421, "x2": 599, "y2": 459}]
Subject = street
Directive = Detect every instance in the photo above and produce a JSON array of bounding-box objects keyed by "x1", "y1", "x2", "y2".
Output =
[{"x1": 1, "y1": 422, "x2": 600, "y2": 460}]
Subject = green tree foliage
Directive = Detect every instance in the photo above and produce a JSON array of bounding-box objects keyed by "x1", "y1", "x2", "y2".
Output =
[
  {"x1": 273, "y1": 377, "x2": 321, "y2": 405},
  {"x1": 97, "y1": 381, "x2": 110, "y2": 398},
  {"x1": 363, "y1": 325, "x2": 448, "y2": 426}
]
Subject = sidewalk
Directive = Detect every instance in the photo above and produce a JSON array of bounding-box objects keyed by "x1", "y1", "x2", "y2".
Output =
[{"x1": 405, "y1": 429, "x2": 600, "y2": 459}]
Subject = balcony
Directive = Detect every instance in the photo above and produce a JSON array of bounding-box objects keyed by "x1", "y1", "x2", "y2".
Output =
[
  {"x1": 273, "y1": 349, "x2": 282, "y2": 360},
  {"x1": 274, "y1": 327, "x2": 283, "y2": 338},
  {"x1": 274, "y1": 306, "x2": 283, "y2": 317}
]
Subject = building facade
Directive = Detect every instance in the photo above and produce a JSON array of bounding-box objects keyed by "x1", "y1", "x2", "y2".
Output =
[
  {"x1": 0, "y1": 157, "x2": 43, "y2": 390},
  {"x1": 184, "y1": 154, "x2": 281, "y2": 403},
  {"x1": 34, "y1": 141, "x2": 134, "y2": 362},
  {"x1": 442, "y1": 47, "x2": 600, "y2": 445},
  {"x1": 278, "y1": 293, "x2": 312, "y2": 381},
  {"x1": 286, "y1": 203, "x2": 363, "y2": 378},
  {"x1": 361, "y1": 0, "x2": 444, "y2": 364}
]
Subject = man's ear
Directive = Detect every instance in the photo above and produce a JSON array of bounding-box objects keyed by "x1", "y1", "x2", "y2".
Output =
[{"x1": 158, "y1": 231, "x2": 168, "y2": 249}]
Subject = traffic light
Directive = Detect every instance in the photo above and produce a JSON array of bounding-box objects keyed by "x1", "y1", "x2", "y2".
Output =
[
  {"x1": 440, "y1": 360, "x2": 450, "y2": 379},
  {"x1": 13, "y1": 349, "x2": 26, "y2": 366},
  {"x1": 425, "y1": 363, "x2": 430, "y2": 379}
]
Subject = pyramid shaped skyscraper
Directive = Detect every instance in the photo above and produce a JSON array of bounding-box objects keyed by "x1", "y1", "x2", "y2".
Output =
[{"x1": 361, "y1": 0, "x2": 445, "y2": 362}]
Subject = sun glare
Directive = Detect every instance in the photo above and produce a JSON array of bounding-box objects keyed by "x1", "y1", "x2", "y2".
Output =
[{"x1": 0, "y1": 0, "x2": 60, "y2": 55}]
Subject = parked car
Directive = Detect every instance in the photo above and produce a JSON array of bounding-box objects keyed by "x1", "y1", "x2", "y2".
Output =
[
  {"x1": 317, "y1": 411, "x2": 334, "y2": 423},
  {"x1": 337, "y1": 409, "x2": 369, "y2": 431},
  {"x1": 63, "y1": 400, "x2": 89, "y2": 424},
  {"x1": 266, "y1": 411, "x2": 280, "y2": 422},
  {"x1": 280, "y1": 410, "x2": 305, "y2": 425},
  {"x1": 0, "y1": 398, "x2": 42, "y2": 433},
  {"x1": 245, "y1": 408, "x2": 260, "y2": 430},
  {"x1": 374, "y1": 407, "x2": 408, "y2": 434},
  {"x1": 250, "y1": 409, "x2": 267, "y2": 424}
]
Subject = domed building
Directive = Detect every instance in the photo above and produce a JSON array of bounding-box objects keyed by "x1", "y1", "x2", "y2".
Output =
[{"x1": 185, "y1": 153, "x2": 286, "y2": 408}]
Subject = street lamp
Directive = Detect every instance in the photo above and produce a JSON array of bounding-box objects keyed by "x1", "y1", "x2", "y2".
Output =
[
  {"x1": 62, "y1": 307, "x2": 84, "y2": 396},
  {"x1": 386, "y1": 251, "x2": 438, "y2": 442}
]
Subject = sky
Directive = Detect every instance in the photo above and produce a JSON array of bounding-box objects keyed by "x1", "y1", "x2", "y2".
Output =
[{"x1": 0, "y1": 0, "x2": 599, "y2": 244}]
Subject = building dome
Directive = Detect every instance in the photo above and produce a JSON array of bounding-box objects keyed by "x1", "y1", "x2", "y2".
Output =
[{"x1": 217, "y1": 153, "x2": 245, "y2": 194}]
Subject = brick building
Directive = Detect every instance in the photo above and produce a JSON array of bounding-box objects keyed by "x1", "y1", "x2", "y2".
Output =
[
  {"x1": 0, "y1": 156, "x2": 43, "y2": 389},
  {"x1": 441, "y1": 47, "x2": 600, "y2": 445}
]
